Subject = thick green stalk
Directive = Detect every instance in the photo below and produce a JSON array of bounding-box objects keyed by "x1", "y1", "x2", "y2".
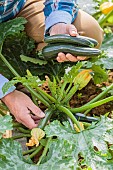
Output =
[
  {"x1": 0, "y1": 52, "x2": 50, "y2": 107},
  {"x1": 13, "y1": 122, "x2": 24, "y2": 128},
  {"x1": 65, "y1": 82, "x2": 73, "y2": 94},
  {"x1": 23, "y1": 86, "x2": 50, "y2": 107},
  {"x1": 29, "y1": 145, "x2": 43, "y2": 159},
  {"x1": 0, "y1": 109, "x2": 6, "y2": 116},
  {"x1": 57, "y1": 105, "x2": 82, "y2": 131},
  {"x1": 37, "y1": 137, "x2": 52, "y2": 165},
  {"x1": 23, "y1": 147, "x2": 36, "y2": 156},
  {"x1": 36, "y1": 89, "x2": 52, "y2": 104},
  {"x1": 84, "y1": 83, "x2": 113, "y2": 115},
  {"x1": 57, "y1": 81, "x2": 67, "y2": 102},
  {"x1": 36, "y1": 86, "x2": 56, "y2": 103},
  {"x1": 70, "y1": 96, "x2": 113, "y2": 113},
  {"x1": 12, "y1": 134, "x2": 31, "y2": 140},
  {"x1": 31, "y1": 94, "x2": 38, "y2": 105},
  {"x1": 17, "y1": 127, "x2": 31, "y2": 134},
  {"x1": 99, "y1": 10, "x2": 113, "y2": 26},
  {"x1": 38, "y1": 108, "x2": 54, "y2": 130},
  {"x1": 62, "y1": 84, "x2": 79, "y2": 104}
]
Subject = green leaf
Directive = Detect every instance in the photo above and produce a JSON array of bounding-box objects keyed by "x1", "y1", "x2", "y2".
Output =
[
  {"x1": 0, "y1": 139, "x2": 38, "y2": 170},
  {"x1": 20, "y1": 55, "x2": 47, "y2": 65},
  {"x1": 101, "y1": 33, "x2": 113, "y2": 59},
  {"x1": 2, "y1": 75, "x2": 44, "y2": 94},
  {"x1": 1, "y1": 32, "x2": 36, "y2": 78},
  {"x1": 63, "y1": 62, "x2": 83, "y2": 83},
  {"x1": 0, "y1": 115, "x2": 13, "y2": 139},
  {"x1": 44, "y1": 117, "x2": 113, "y2": 169},
  {"x1": 92, "y1": 65, "x2": 108, "y2": 84},
  {"x1": 0, "y1": 17, "x2": 27, "y2": 48}
]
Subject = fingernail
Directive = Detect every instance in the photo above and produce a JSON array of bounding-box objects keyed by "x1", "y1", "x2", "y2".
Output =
[
  {"x1": 72, "y1": 30, "x2": 76, "y2": 33},
  {"x1": 40, "y1": 112, "x2": 45, "y2": 117}
]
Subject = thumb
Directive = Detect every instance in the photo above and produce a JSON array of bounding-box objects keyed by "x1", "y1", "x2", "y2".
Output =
[{"x1": 67, "y1": 24, "x2": 78, "y2": 36}]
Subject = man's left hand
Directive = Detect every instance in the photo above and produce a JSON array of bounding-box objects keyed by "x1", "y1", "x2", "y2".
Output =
[{"x1": 50, "y1": 23, "x2": 87, "y2": 62}]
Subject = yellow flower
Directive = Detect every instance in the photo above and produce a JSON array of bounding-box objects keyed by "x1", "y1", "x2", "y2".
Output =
[
  {"x1": 74, "y1": 122, "x2": 84, "y2": 132},
  {"x1": 26, "y1": 128, "x2": 45, "y2": 147},
  {"x1": 74, "y1": 69, "x2": 92, "y2": 90},
  {"x1": 100, "y1": 2, "x2": 113, "y2": 14}
]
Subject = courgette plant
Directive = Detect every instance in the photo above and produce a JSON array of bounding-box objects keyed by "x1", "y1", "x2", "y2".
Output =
[{"x1": 0, "y1": 17, "x2": 113, "y2": 170}]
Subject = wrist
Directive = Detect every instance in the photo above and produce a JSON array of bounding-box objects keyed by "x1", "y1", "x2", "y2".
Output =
[
  {"x1": 49, "y1": 23, "x2": 66, "y2": 35},
  {"x1": 1, "y1": 90, "x2": 16, "y2": 104}
]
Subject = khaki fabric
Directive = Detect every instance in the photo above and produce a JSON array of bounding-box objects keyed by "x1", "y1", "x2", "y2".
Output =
[{"x1": 18, "y1": 0, "x2": 103, "y2": 50}]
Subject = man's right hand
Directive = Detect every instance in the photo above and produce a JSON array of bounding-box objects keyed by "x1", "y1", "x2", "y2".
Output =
[{"x1": 2, "y1": 90, "x2": 45, "y2": 129}]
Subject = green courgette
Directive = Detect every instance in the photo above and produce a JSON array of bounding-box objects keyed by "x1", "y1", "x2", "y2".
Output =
[
  {"x1": 45, "y1": 34, "x2": 98, "y2": 47},
  {"x1": 42, "y1": 44, "x2": 101, "y2": 60}
]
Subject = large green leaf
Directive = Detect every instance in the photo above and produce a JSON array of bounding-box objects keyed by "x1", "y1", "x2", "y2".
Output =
[
  {"x1": 0, "y1": 115, "x2": 13, "y2": 139},
  {"x1": 0, "y1": 139, "x2": 38, "y2": 170},
  {"x1": 44, "y1": 117, "x2": 113, "y2": 169},
  {"x1": 101, "y1": 34, "x2": 113, "y2": 59},
  {"x1": 1, "y1": 32, "x2": 36, "y2": 78},
  {"x1": 93, "y1": 34, "x2": 113, "y2": 70},
  {"x1": 0, "y1": 17, "x2": 27, "y2": 47}
]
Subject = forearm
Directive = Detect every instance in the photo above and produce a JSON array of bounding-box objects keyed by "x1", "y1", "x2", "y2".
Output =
[
  {"x1": 44, "y1": 0, "x2": 78, "y2": 32},
  {"x1": 0, "y1": 74, "x2": 15, "y2": 99}
]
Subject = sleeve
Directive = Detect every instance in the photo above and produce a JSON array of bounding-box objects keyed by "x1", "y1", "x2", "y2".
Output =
[
  {"x1": 0, "y1": 74, "x2": 16, "y2": 99},
  {"x1": 44, "y1": 0, "x2": 78, "y2": 32}
]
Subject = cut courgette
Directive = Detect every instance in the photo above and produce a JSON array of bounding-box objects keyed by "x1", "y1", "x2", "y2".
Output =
[
  {"x1": 42, "y1": 44, "x2": 101, "y2": 60},
  {"x1": 45, "y1": 34, "x2": 98, "y2": 47}
]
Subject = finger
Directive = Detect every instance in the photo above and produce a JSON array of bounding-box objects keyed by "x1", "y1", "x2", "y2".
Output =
[
  {"x1": 31, "y1": 115, "x2": 41, "y2": 121},
  {"x1": 66, "y1": 53, "x2": 78, "y2": 62},
  {"x1": 57, "y1": 52, "x2": 69, "y2": 62},
  {"x1": 20, "y1": 113, "x2": 38, "y2": 129},
  {"x1": 34, "y1": 120, "x2": 40, "y2": 125},
  {"x1": 67, "y1": 24, "x2": 78, "y2": 36},
  {"x1": 77, "y1": 56, "x2": 89, "y2": 61},
  {"x1": 28, "y1": 103, "x2": 45, "y2": 118}
]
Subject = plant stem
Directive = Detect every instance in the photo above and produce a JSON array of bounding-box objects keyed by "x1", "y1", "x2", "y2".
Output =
[
  {"x1": 70, "y1": 96, "x2": 113, "y2": 113},
  {"x1": 13, "y1": 122, "x2": 24, "y2": 127},
  {"x1": 84, "y1": 83, "x2": 113, "y2": 115},
  {"x1": 57, "y1": 105, "x2": 82, "y2": 131},
  {"x1": 38, "y1": 108, "x2": 54, "y2": 130},
  {"x1": 99, "y1": 10, "x2": 113, "y2": 26},
  {"x1": 92, "y1": 10, "x2": 101, "y2": 17},
  {"x1": 37, "y1": 137, "x2": 52, "y2": 165},
  {"x1": 24, "y1": 86, "x2": 50, "y2": 107},
  {"x1": 29, "y1": 145, "x2": 43, "y2": 159},
  {"x1": 17, "y1": 127, "x2": 31, "y2": 134},
  {"x1": 57, "y1": 81, "x2": 67, "y2": 102},
  {"x1": 31, "y1": 94, "x2": 38, "y2": 106},
  {"x1": 0, "y1": 53, "x2": 50, "y2": 107},
  {"x1": 36, "y1": 86, "x2": 56, "y2": 103},
  {"x1": 12, "y1": 134, "x2": 31, "y2": 140},
  {"x1": 66, "y1": 82, "x2": 72, "y2": 94},
  {"x1": 0, "y1": 53, "x2": 20, "y2": 77},
  {"x1": 23, "y1": 147, "x2": 36, "y2": 156},
  {"x1": 36, "y1": 88, "x2": 52, "y2": 104},
  {"x1": 0, "y1": 109, "x2": 6, "y2": 116},
  {"x1": 62, "y1": 84, "x2": 79, "y2": 104}
]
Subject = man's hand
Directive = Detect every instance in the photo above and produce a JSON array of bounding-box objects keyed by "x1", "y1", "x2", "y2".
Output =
[
  {"x1": 2, "y1": 90, "x2": 45, "y2": 129},
  {"x1": 50, "y1": 23, "x2": 87, "y2": 62}
]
